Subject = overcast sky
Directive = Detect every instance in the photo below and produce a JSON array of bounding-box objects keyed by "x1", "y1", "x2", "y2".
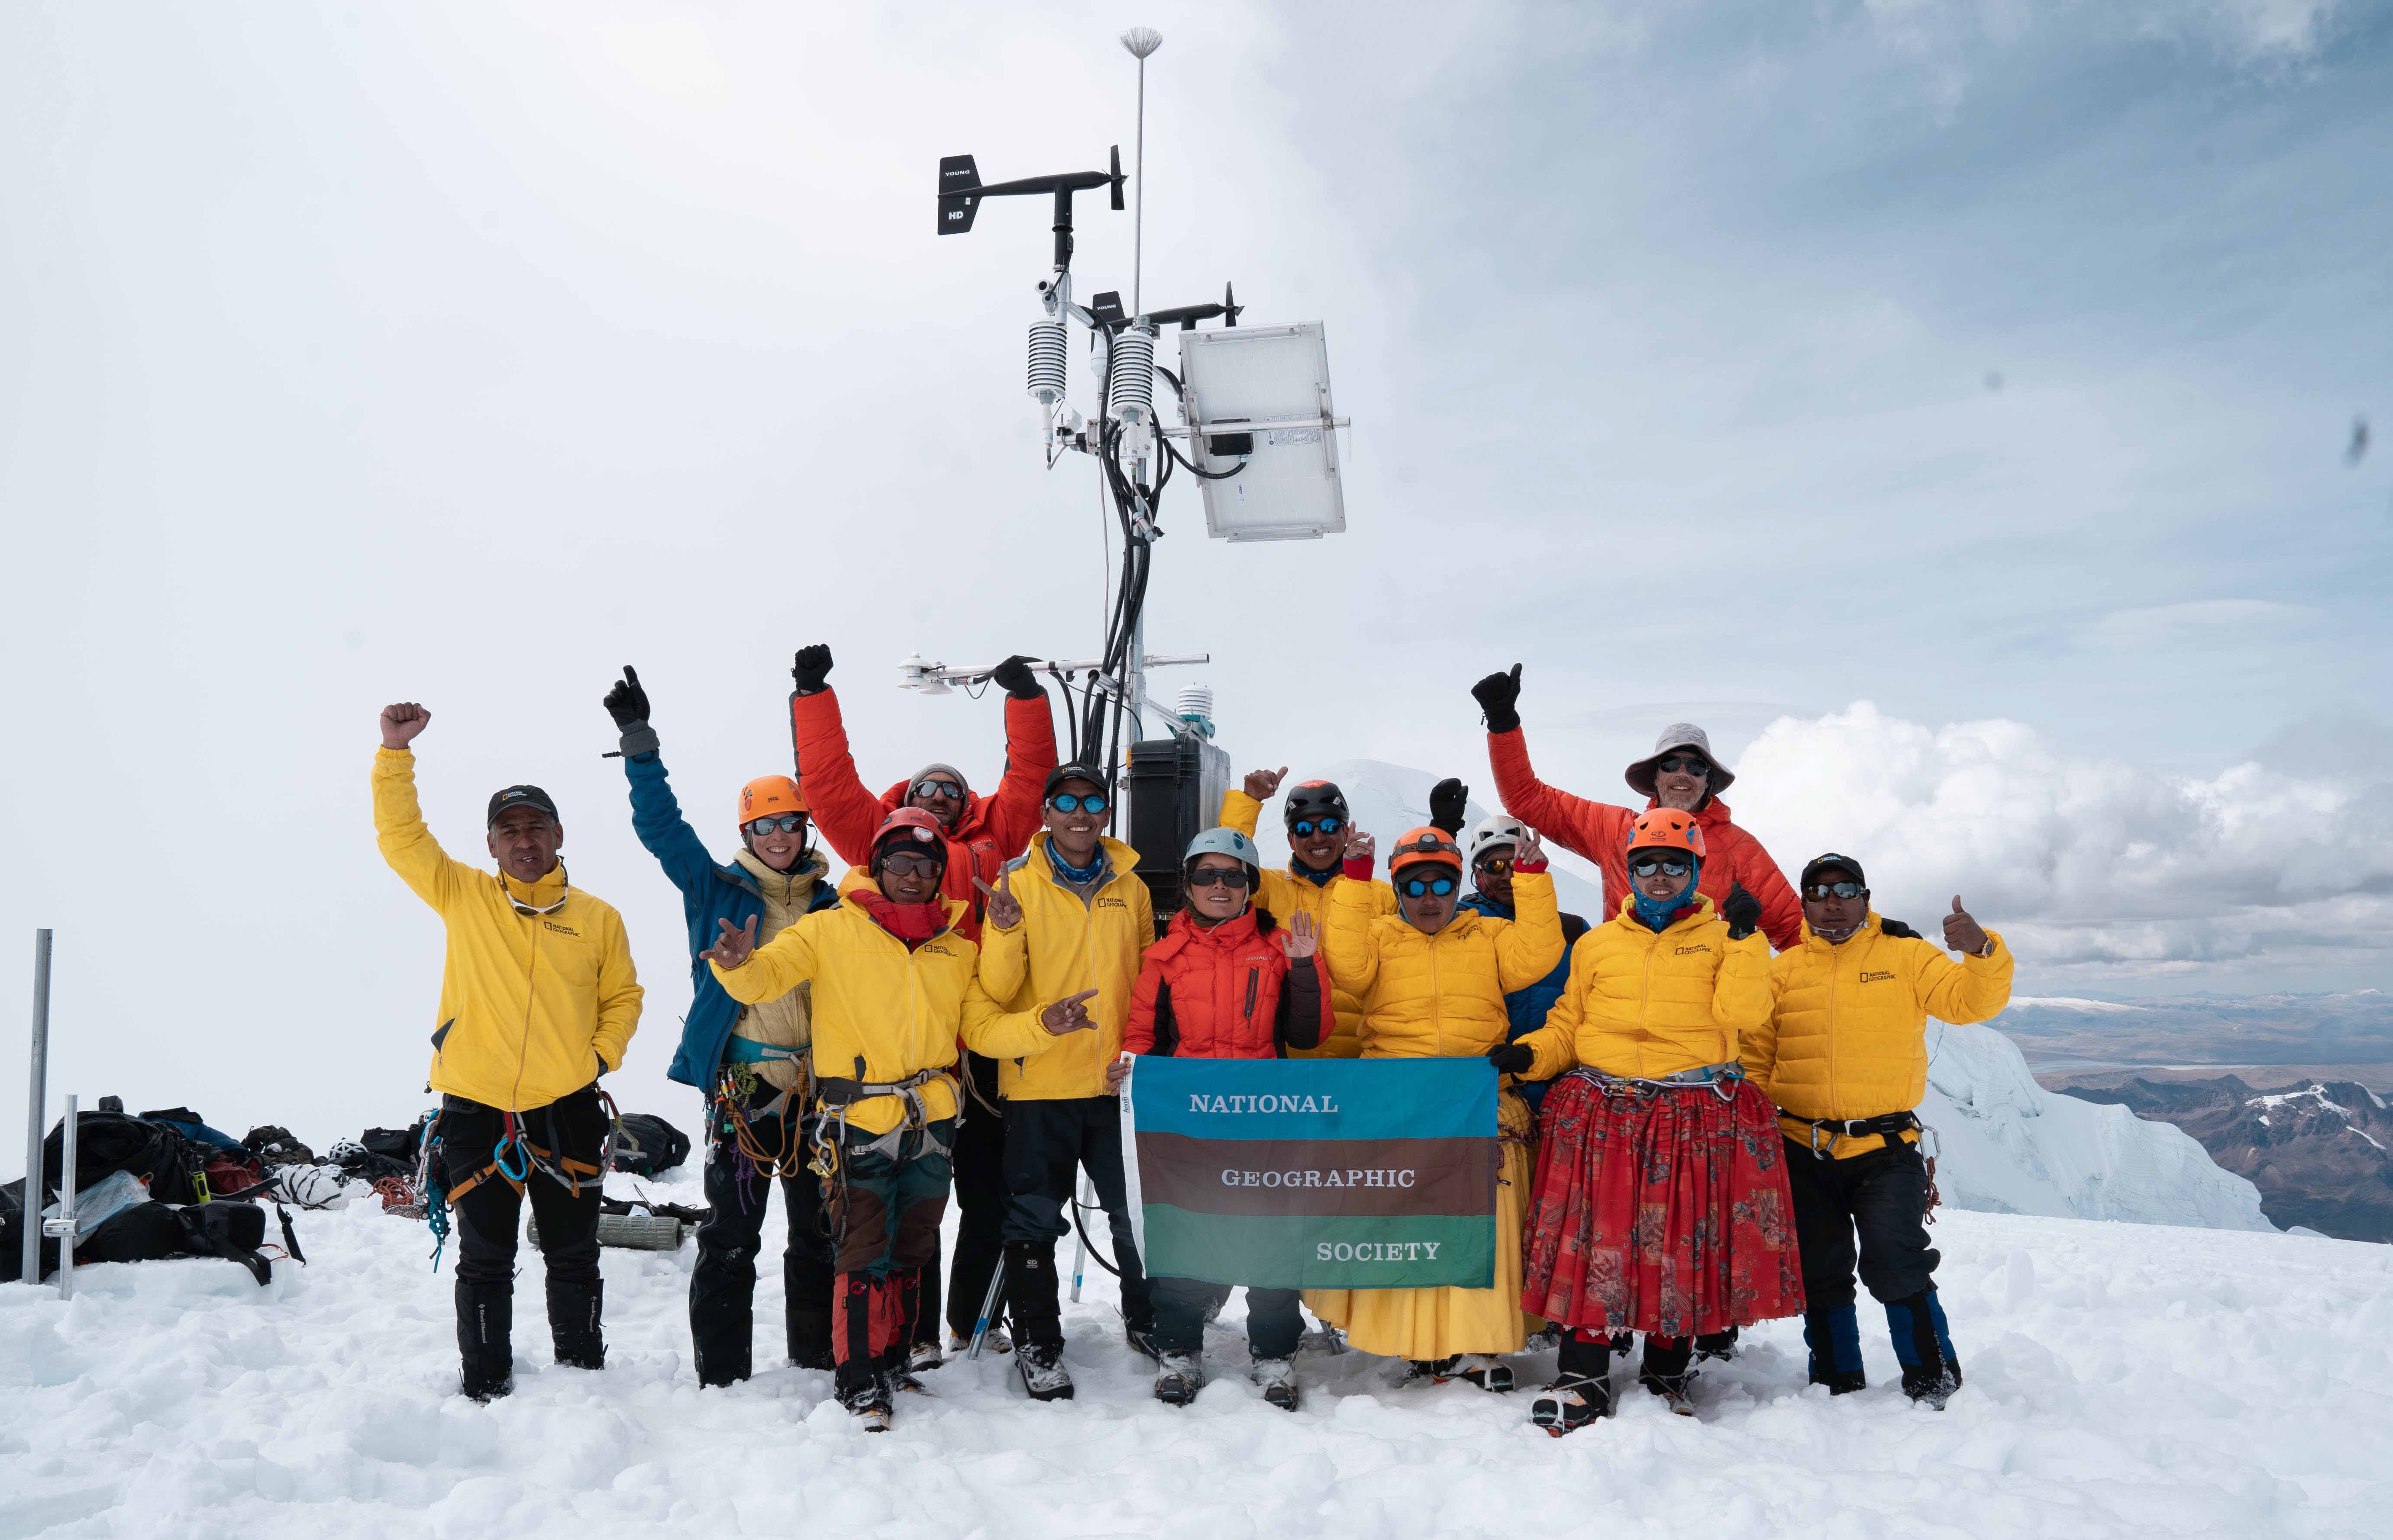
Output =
[{"x1": 3, "y1": 1, "x2": 2388, "y2": 1154}]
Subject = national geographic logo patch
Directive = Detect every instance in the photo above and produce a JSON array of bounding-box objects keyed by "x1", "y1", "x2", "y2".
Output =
[{"x1": 1859, "y1": 970, "x2": 1896, "y2": 983}]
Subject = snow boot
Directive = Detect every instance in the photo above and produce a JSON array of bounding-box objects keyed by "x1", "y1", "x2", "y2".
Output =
[
  {"x1": 907, "y1": 1340, "x2": 945, "y2": 1374},
  {"x1": 1154, "y1": 1351, "x2": 1205, "y2": 1406},
  {"x1": 842, "y1": 1373, "x2": 893, "y2": 1431},
  {"x1": 1124, "y1": 1323, "x2": 1162, "y2": 1364},
  {"x1": 1804, "y1": 1304, "x2": 1867, "y2": 1394},
  {"x1": 548, "y1": 1277, "x2": 605, "y2": 1371},
  {"x1": 1251, "y1": 1356, "x2": 1300, "y2": 1411},
  {"x1": 1440, "y1": 1354, "x2": 1516, "y2": 1392},
  {"x1": 1886, "y1": 1290, "x2": 1962, "y2": 1408},
  {"x1": 1693, "y1": 1326, "x2": 1739, "y2": 1363},
  {"x1": 1533, "y1": 1336, "x2": 1613, "y2": 1436},
  {"x1": 1523, "y1": 1323, "x2": 1563, "y2": 1353},
  {"x1": 1016, "y1": 1340, "x2": 1075, "y2": 1402},
  {"x1": 457, "y1": 1280, "x2": 514, "y2": 1403},
  {"x1": 1638, "y1": 1337, "x2": 1696, "y2": 1415},
  {"x1": 953, "y1": 1326, "x2": 1012, "y2": 1356}
]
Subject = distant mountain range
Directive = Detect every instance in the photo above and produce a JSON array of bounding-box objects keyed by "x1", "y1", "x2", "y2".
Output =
[
  {"x1": 2059, "y1": 1077, "x2": 2393, "y2": 1242},
  {"x1": 1997, "y1": 991, "x2": 2393, "y2": 1076}
]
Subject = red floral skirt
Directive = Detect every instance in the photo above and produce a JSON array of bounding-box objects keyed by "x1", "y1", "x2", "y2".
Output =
[{"x1": 1520, "y1": 1070, "x2": 1804, "y2": 1336}]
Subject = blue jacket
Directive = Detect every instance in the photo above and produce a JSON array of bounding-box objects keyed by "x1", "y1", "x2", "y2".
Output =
[
  {"x1": 1457, "y1": 891, "x2": 1589, "y2": 1111},
  {"x1": 623, "y1": 749, "x2": 838, "y2": 1090}
]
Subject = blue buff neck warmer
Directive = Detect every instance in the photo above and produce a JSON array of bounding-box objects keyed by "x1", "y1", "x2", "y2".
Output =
[
  {"x1": 1047, "y1": 840, "x2": 1105, "y2": 886},
  {"x1": 1631, "y1": 855, "x2": 1701, "y2": 932}
]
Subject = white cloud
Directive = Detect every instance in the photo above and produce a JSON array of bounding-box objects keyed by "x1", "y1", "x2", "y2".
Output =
[
  {"x1": 2086, "y1": 599, "x2": 2321, "y2": 649},
  {"x1": 1728, "y1": 702, "x2": 2393, "y2": 978}
]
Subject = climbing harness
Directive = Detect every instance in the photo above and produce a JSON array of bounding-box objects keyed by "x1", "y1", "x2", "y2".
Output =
[{"x1": 1565, "y1": 1061, "x2": 1747, "y2": 1102}]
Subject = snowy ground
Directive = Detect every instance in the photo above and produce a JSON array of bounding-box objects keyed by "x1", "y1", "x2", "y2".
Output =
[{"x1": 5, "y1": 1170, "x2": 2390, "y2": 1540}]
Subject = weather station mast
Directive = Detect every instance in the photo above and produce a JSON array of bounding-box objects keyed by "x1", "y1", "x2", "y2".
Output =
[{"x1": 901, "y1": 26, "x2": 1352, "y2": 917}]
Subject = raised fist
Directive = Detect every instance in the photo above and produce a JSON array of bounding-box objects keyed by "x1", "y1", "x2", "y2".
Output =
[
  {"x1": 1723, "y1": 882, "x2": 1763, "y2": 941},
  {"x1": 1428, "y1": 777, "x2": 1468, "y2": 836},
  {"x1": 792, "y1": 644, "x2": 834, "y2": 696},
  {"x1": 991, "y1": 654, "x2": 1043, "y2": 700},
  {"x1": 380, "y1": 702, "x2": 431, "y2": 750}
]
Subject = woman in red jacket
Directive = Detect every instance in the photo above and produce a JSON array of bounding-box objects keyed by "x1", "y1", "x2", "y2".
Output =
[{"x1": 1109, "y1": 828, "x2": 1331, "y2": 1411}]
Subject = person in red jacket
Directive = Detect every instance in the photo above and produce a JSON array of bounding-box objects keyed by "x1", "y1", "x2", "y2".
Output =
[
  {"x1": 1109, "y1": 827, "x2": 1331, "y2": 1411},
  {"x1": 786, "y1": 641, "x2": 1060, "y2": 1373},
  {"x1": 1470, "y1": 664, "x2": 1802, "y2": 951}
]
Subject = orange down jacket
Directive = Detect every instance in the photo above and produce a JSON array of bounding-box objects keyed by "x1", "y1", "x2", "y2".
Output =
[
  {"x1": 1486, "y1": 725, "x2": 1802, "y2": 951},
  {"x1": 789, "y1": 685, "x2": 1057, "y2": 941},
  {"x1": 1124, "y1": 907, "x2": 1332, "y2": 1060}
]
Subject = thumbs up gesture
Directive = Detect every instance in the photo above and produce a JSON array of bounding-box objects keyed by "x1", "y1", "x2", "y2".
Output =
[{"x1": 1942, "y1": 896, "x2": 1990, "y2": 957}]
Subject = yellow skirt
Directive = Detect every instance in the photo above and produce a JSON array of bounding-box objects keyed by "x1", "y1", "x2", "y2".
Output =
[{"x1": 1305, "y1": 1091, "x2": 1532, "y2": 1360}]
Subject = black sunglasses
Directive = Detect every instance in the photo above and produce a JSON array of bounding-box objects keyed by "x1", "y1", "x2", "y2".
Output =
[
  {"x1": 1803, "y1": 881, "x2": 1867, "y2": 901},
  {"x1": 1187, "y1": 867, "x2": 1252, "y2": 889},
  {"x1": 1290, "y1": 816, "x2": 1343, "y2": 838},
  {"x1": 913, "y1": 778, "x2": 965, "y2": 801},
  {"x1": 1652, "y1": 755, "x2": 1711, "y2": 776},
  {"x1": 1049, "y1": 792, "x2": 1108, "y2": 815},
  {"x1": 880, "y1": 853, "x2": 944, "y2": 878},
  {"x1": 1401, "y1": 874, "x2": 1457, "y2": 898},
  {"x1": 745, "y1": 814, "x2": 806, "y2": 837},
  {"x1": 1628, "y1": 857, "x2": 1692, "y2": 879}
]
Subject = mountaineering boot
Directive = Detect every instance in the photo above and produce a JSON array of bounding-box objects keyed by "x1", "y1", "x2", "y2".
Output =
[
  {"x1": 1124, "y1": 1323, "x2": 1162, "y2": 1364},
  {"x1": 1250, "y1": 1356, "x2": 1300, "y2": 1411},
  {"x1": 1694, "y1": 1326, "x2": 1740, "y2": 1363},
  {"x1": 1804, "y1": 1304, "x2": 1867, "y2": 1394},
  {"x1": 1523, "y1": 1323, "x2": 1563, "y2": 1353},
  {"x1": 907, "y1": 1340, "x2": 945, "y2": 1374},
  {"x1": 1638, "y1": 1337, "x2": 1696, "y2": 1415},
  {"x1": 1885, "y1": 1289, "x2": 1962, "y2": 1409},
  {"x1": 842, "y1": 1373, "x2": 893, "y2": 1431},
  {"x1": 1154, "y1": 1351, "x2": 1205, "y2": 1406},
  {"x1": 1440, "y1": 1354, "x2": 1516, "y2": 1392},
  {"x1": 457, "y1": 1280, "x2": 514, "y2": 1403},
  {"x1": 1533, "y1": 1335, "x2": 1613, "y2": 1436},
  {"x1": 1016, "y1": 1340, "x2": 1075, "y2": 1402},
  {"x1": 952, "y1": 1326, "x2": 1012, "y2": 1356},
  {"x1": 547, "y1": 1276, "x2": 605, "y2": 1370}
]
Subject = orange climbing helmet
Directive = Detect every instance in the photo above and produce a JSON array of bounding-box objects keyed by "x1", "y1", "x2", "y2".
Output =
[
  {"x1": 1387, "y1": 825, "x2": 1464, "y2": 876},
  {"x1": 1625, "y1": 807, "x2": 1705, "y2": 860},
  {"x1": 738, "y1": 775, "x2": 807, "y2": 828}
]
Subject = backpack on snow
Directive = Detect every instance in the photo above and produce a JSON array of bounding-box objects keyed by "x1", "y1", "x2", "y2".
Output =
[{"x1": 608, "y1": 1113, "x2": 691, "y2": 1178}]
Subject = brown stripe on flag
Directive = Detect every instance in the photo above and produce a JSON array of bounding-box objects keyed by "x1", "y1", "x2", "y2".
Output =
[{"x1": 1135, "y1": 1132, "x2": 1497, "y2": 1218}]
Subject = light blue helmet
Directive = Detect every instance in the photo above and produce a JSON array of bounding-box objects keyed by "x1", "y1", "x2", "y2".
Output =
[{"x1": 1183, "y1": 826, "x2": 1261, "y2": 870}]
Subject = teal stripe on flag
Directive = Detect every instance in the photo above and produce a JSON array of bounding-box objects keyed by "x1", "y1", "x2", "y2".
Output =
[
  {"x1": 1140, "y1": 1205, "x2": 1496, "y2": 1290},
  {"x1": 1125, "y1": 1056, "x2": 1495, "y2": 1143}
]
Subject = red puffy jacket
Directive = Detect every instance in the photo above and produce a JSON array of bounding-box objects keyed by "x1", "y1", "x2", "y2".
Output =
[
  {"x1": 1125, "y1": 908, "x2": 1332, "y2": 1060},
  {"x1": 790, "y1": 686, "x2": 1057, "y2": 942},
  {"x1": 1487, "y1": 725, "x2": 1802, "y2": 951}
]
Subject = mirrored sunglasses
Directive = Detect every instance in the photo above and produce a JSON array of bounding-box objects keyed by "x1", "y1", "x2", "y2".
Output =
[
  {"x1": 880, "y1": 853, "x2": 944, "y2": 878},
  {"x1": 1803, "y1": 881, "x2": 1867, "y2": 901},
  {"x1": 746, "y1": 814, "x2": 806, "y2": 837},
  {"x1": 1628, "y1": 857, "x2": 1692, "y2": 879},
  {"x1": 913, "y1": 778, "x2": 965, "y2": 800},
  {"x1": 1652, "y1": 755, "x2": 1711, "y2": 776},
  {"x1": 1290, "y1": 816, "x2": 1344, "y2": 838},
  {"x1": 1401, "y1": 875, "x2": 1457, "y2": 899},
  {"x1": 1049, "y1": 792, "x2": 1108, "y2": 815}
]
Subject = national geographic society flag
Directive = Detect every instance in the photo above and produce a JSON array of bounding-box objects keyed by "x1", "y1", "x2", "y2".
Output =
[{"x1": 1119, "y1": 1056, "x2": 1499, "y2": 1290}]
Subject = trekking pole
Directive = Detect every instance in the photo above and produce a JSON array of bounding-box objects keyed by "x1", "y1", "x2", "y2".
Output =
[
  {"x1": 21, "y1": 930, "x2": 51, "y2": 1290},
  {"x1": 967, "y1": 1260, "x2": 1007, "y2": 1360},
  {"x1": 43, "y1": 1094, "x2": 78, "y2": 1298},
  {"x1": 1067, "y1": 1172, "x2": 1096, "y2": 1303}
]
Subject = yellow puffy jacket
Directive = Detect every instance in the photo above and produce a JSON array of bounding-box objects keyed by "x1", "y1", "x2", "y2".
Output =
[
  {"x1": 373, "y1": 749, "x2": 642, "y2": 1113},
  {"x1": 978, "y1": 833, "x2": 1156, "y2": 1101},
  {"x1": 1321, "y1": 869, "x2": 1563, "y2": 1070},
  {"x1": 1221, "y1": 788, "x2": 1397, "y2": 1058},
  {"x1": 1519, "y1": 896, "x2": 1772, "y2": 1083},
  {"x1": 710, "y1": 881, "x2": 1061, "y2": 1135},
  {"x1": 1745, "y1": 914, "x2": 2015, "y2": 1157}
]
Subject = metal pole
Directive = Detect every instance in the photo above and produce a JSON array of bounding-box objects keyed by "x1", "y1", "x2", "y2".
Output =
[
  {"x1": 20, "y1": 929, "x2": 50, "y2": 1289},
  {"x1": 52, "y1": 1093, "x2": 78, "y2": 1298},
  {"x1": 1132, "y1": 54, "x2": 1145, "y2": 316}
]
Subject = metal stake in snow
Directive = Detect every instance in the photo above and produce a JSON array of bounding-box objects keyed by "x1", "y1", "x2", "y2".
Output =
[
  {"x1": 19, "y1": 929, "x2": 50, "y2": 1291},
  {"x1": 1121, "y1": 26, "x2": 1161, "y2": 315},
  {"x1": 45, "y1": 1094, "x2": 78, "y2": 1298}
]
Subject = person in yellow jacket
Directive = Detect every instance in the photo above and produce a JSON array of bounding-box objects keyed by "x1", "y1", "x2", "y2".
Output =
[
  {"x1": 1220, "y1": 767, "x2": 1398, "y2": 1058},
  {"x1": 372, "y1": 702, "x2": 643, "y2": 1405},
  {"x1": 1740, "y1": 853, "x2": 2012, "y2": 1408},
  {"x1": 973, "y1": 762, "x2": 1157, "y2": 1401},
  {"x1": 1305, "y1": 823, "x2": 1563, "y2": 1390},
  {"x1": 699, "y1": 806, "x2": 1100, "y2": 1429},
  {"x1": 1495, "y1": 808, "x2": 1799, "y2": 1434}
]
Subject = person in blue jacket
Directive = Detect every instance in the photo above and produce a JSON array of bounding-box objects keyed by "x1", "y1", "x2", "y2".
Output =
[
  {"x1": 604, "y1": 667, "x2": 841, "y2": 1386},
  {"x1": 1454, "y1": 815, "x2": 1589, "y2": 1117}
]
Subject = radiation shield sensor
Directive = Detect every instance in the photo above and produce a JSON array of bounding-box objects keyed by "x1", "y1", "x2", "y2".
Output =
[{"x1": 1175, "y1": 322, "x2": 1347, "y2": 542}]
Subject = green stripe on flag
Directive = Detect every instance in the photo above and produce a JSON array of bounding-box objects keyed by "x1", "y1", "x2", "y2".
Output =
[{"x1": 1140, "y1": 1205, "x2": 1495, "y2": 1291}]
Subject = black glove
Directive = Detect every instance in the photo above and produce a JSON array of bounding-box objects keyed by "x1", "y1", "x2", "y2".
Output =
[
  {"x1": 1487, "y1": 1042, "x2": 1534, "y2": 1076},
  {"x1": 602, "y1": 666, "x2": 658, "y2": 758},
  {"x1": 991, "y1": 654, "x2": 1043, "y2": 701},
  {"x1": 1428, "y1": 778, "x2": 1469, "y2": 836},
  {"x1": 1723, "y1": 882, "x2": 1763, "y2": 941},
  {"x1": 1471, "y1": 664, "x2": 1523, "y2": 735},
  {"x1": 1879, "y1": 918, "x2": 1920, "y2": 940},
  {"x1": 593, "y1": 1051, "x2": 608, "y2": 1079},
  {"x1": 792, "y1": 644, "x2": 834, "y2": 696}
]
